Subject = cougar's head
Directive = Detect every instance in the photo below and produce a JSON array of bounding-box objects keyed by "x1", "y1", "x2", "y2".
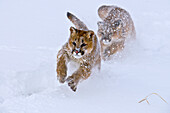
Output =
[
  {"x1": 68, "y1": 27, "x2": 95, "y2": 59},
  {"x1": 97, "y1": 20, "x2": 121, "y2": 45}
]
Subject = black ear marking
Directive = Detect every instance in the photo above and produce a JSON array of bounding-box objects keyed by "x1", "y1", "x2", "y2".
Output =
[
  {"x1": 87, "y1": 30, "x2": 94, "y2": 41},
  {"x1": 89, "y1": 30, "x2": 94, "y2": 37},
  {"x1": 90, "y1": 33, "x2": 93, "y2": 38}
]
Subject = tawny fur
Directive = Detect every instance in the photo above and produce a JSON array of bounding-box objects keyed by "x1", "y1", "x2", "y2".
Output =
[
  {"x1": 57, "y1": 26, "x2": 101, "y2": 92},
  {"x1": 97, "y1": 5, "x2": 136, "y2": 60}
]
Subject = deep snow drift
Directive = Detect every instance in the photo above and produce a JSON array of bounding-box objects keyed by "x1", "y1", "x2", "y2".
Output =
[{"x1": 0, "y1": 0, "x2": 170, "y2": 113}]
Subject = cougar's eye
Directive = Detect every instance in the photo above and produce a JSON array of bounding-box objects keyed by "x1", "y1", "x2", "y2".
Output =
[
  {"x1": 100, "y1": 32, "x2": 104, "y2": 35},
  {"x1": 81, "y1": 43, "x2": 87, "y2": 47},
  {"x1": 72, "y1": 42, "x2": 76, "y2": 46}
]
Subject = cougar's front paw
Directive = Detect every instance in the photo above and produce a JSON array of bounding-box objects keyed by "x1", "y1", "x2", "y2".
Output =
[
  {"x1": 57, "y1": 75, "x2": 66, "y2": 83},
  {"x1": 66, "y1": 76, "x2": 79, "y2": 92}
]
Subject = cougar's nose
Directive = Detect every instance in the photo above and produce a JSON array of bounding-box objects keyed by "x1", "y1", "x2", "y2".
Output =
[
  {"x1": 75, "y1": 50, "x2": 79, "y2": 54},
  {"x1": 74, "y1": 48, "x2": 81, "y2": 55}
]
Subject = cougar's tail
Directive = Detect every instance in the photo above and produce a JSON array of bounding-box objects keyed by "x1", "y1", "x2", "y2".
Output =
[
  {"x1": 98, "y1": 5, "x2": 114, "y2": 20},
  {"x1": 67, "y1": 12, "x2": 88, "y2": 31}
]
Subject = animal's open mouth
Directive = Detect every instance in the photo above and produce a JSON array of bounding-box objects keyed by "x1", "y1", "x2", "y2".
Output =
[{"x1": 72, "y1": 49, "x2": 85, "y2": 58}]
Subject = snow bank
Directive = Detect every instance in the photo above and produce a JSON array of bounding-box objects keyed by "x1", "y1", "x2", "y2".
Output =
[{"x1": 0, "y1": 0, "x2": 170, "y2": 113}]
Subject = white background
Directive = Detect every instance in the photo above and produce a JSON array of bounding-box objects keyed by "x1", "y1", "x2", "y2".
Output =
[{"x1": 0, "y1": 0, "x2": 170, "y2": 113}]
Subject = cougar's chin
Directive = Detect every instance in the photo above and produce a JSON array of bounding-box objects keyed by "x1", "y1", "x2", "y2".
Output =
[
  {"x1": 73, "y1": 55, "x2": 83, "y2": 59},
  {"x1": 72, "y1": 51, "x2": 84, "y2": 59}
]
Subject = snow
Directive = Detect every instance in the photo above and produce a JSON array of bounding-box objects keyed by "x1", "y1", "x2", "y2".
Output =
[{"x1": 0, "y1": 0, "x2": 170, "y2": 113}]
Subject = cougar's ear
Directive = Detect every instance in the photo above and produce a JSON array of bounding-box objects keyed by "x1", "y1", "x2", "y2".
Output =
[
  {"x1": 87, "y1": 30, "x2": 94, "y2": 41},
  {"x1": 97, "y1": 21, "x2": 104, "y2": 27},
  {"x1": 70, "y1": 26, "x2": 77, "y2": 35},
  {"x1": 114, "y1": 20, "x2": 121, "y2": 29}
]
